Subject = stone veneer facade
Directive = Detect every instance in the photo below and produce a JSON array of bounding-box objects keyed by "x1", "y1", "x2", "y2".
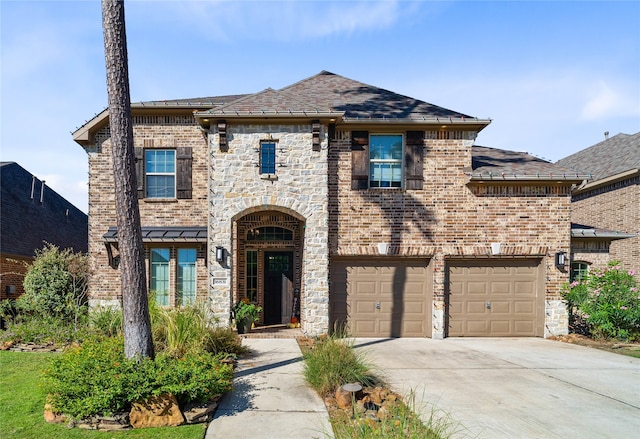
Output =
[
  {"x1": 207, "y1": 123, "x2": 329, "y2": 336},
  {"x1": 81, "y1": 115, "x2": 572, "y2": 338}
]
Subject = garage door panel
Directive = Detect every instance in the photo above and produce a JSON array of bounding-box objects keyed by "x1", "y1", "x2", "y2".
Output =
[
  {"x1": 447, "y1": 259, "x2": 541, "y2": 337},
  {"x1": 467, "y1": 282, "x2": 488, "y2": 294},
  {"x1": 331, "y1": 260, "x2": 432, "y2": 337}
]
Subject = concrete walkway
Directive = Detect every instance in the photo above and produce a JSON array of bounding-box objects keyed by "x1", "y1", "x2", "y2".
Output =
[
  {"x1": 206, "y1": 338, "x2": 333, "y2": 439},
  {"x1": 355, "y1": 337, "x2": 640, "y2": 439}
]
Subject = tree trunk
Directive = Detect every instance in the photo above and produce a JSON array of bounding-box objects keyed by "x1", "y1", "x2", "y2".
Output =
[{"x1": 102, "y1": 0, "x2": 154, "y2": 359}]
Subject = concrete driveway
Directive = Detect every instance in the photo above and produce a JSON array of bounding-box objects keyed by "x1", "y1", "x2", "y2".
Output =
[{"x1": 354, "y1": 338, "x2": 640, "y2": 439}]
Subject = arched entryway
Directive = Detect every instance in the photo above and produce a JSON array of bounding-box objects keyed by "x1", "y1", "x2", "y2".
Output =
[{"x1": 234, "y1": 210, "x2": 304, "y2": 326}]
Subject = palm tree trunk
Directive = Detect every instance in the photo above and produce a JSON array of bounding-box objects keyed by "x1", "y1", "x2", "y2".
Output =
[{"x1": 102, "y1": 0, "x2": 154, "y2": 359}]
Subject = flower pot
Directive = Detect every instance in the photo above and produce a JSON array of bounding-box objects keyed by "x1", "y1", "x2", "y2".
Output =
[{"x1": 236, "y1": 317, "x2": 253, "y2": 334}]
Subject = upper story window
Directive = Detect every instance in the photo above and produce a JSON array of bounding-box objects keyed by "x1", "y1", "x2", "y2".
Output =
[
  {"x1": 260, "y1": 141, "x2": 277, "y2": 175},
  {"x1": 351, "y1": 131, "x2": 424, "y2": 190},
  {"x1": 145, "y1": 150, "x2": 176, "y2": 198},
  {"x1": 135, "y1": 146, "x2": 192, "y2": 199},
  {"x1": 369, "y1": 134, "x2": 403, "y2": 188}
]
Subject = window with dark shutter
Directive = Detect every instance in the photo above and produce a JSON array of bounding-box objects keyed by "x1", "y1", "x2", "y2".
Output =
[
  {"x1": 351, "y1": 130, "x2": 369, "y2": 189},
  {"x1": 176, "y1": 146, "x2": 192, "y2": 199},
  {"x1": 405, "y1": 131, "x2": 424, "y2": 190}
]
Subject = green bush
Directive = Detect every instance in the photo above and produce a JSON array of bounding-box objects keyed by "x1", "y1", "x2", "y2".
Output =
[
  {"x1": 89, "y1": 306, "x2": 123, "y2": 338},
  {"x1": 19, "y1": 244, "x2": 88, "y2": 324},
  {"x1": 0, "y1": 314, "x2": 91, "y2": 346},
  {"x1": 562, "y1": 262, "x2": 640, "y2": 340},
  {"x1": 303, "y1": 336, "x2": 377, "y2": 396},
  {"x1": 42, "y1": 335, "x2": 234, "y2": 419}
]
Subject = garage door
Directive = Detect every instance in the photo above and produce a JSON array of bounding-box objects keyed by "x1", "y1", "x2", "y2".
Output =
[
  {"x1": 331, "y1": 260, "x2": 432, "y2": 337},
  {"x1": 447, "y1": 259, "x2": 543, "y2": 337}
]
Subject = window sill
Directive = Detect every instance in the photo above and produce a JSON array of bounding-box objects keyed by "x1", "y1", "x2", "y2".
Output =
[
  {"x1": 142, "y1": 198, "x2": 178, "y2": 204},
  {"x1": 260, "y1": 174, "x2": 278, "y2": 181}
]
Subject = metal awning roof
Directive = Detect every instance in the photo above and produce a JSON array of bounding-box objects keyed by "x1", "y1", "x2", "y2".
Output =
[
  {"x1": 571, "y1": 223, "x2": 637, "y2": 240},
  {"x1": 103, "y1": 226, "x2": 207, "y2": 243}
]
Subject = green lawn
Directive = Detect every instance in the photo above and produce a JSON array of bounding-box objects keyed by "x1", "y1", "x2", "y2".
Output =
[{"x1": 0, "y1": 351, "x2": 207, "y2": 439}]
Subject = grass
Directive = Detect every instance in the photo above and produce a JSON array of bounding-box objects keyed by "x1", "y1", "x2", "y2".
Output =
[{"x1": 0, "y1": 351, "x2": 207, "y2": 439}]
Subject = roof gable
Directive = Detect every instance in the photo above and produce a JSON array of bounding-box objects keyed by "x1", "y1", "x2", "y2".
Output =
[{"x1": 279, "y1": 71, "x2": 473, "y2": 121}]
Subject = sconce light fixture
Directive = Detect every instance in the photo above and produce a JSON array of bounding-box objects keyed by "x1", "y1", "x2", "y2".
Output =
[
  {"x1": 216, "y1": 246, "x2": 226, "y2": 263},
  {"x1": 555, "y1": 251, "x2": 566, "y2": 269}
]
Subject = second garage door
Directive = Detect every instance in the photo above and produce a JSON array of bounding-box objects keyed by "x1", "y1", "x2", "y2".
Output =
[
  {"x1": 446, "y1": 259, "x2": 543, "y2": 337},
  {"x1": 331, "y1": 259, "x2": 432, "y2": 337}
]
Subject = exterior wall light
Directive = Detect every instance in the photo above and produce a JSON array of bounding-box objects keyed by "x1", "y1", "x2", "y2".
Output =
[
  {"x1": 216, "y1": 246, "x2": 226, "y2": 263},
  {"x1": 555, "y1": 251, "x2": 567, "y2": 269}
]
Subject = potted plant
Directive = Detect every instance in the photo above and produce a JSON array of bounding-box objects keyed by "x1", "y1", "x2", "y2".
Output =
[{"x1": 234, "y1": 298, "x2": 262, "y2": 334}]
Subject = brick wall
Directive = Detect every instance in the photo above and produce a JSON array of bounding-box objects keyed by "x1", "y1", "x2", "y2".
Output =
[
  {"x1": 329, "y1": 129, "x2": 572, "y2": 337},
  {"x1": 571, "y1": 179, "x2": 639, "y2": 272},
  {"x1": 0, "y1": 254, "x2": 30, "y2": 299},
  {"x1": 85, "y1": 117, "x2": 209, "y2": 306}
]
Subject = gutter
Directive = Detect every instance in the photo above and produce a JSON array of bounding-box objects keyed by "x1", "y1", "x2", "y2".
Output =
[
  {"x1": 572, "y1": 168, "x2": 640, "y2": 195},
  {"x1": 571, "y1": 229, "x2": 637, "y2": 240}
]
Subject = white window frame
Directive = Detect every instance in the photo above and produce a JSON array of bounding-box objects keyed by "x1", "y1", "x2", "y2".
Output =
[
  {"x1": 369, "y1": 133, "x2": 403, "y2": 188},
  {"x1": 145, "y1": 149, "x2": 176, "y2": 198}
]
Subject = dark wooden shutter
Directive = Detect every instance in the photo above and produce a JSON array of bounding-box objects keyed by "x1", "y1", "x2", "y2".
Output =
[
  {"x1": 405, "y1": 131, "x2": 424, "y2": 190},
  {"x1": 134, "y1": 147, "x2": 145, "y2": 198},
  {"x1": 351, "y1": 131, "x2": 369, "y2": 190},
  {"x1": 176, "y1": 146, "x2": 193, "y2": 199}
]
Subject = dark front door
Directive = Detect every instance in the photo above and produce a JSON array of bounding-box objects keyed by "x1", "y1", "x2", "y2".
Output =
[{"x1": 264, "y1": 252, "x2": 293, "y2": 325}]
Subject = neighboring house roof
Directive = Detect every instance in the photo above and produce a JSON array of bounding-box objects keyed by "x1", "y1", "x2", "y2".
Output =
[
  {"x1": 556, "y1": 132, "x2": 640, "y2": 181},
  {"x1": 192, "y1": 71, "x2": 492, "y2": 127},
  {"x1": 0, "y1": 162, "x2": 88, "y2": 258},
  {"x1": 571, "y1": 223, "x2": 637, "y2": 240},
  {"x1": 469, "y1": 146, "x2": 589, "y2": 182}
]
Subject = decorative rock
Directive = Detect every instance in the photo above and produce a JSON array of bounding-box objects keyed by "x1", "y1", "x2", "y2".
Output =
[
  {"x1": 129, "y1": 393, "x2": 184, "y2": 429},
  {"x1": 182, "y1": 399, "x2": 219, "y2": 424},
  {"x1": 335, "y1": 386, "x2": 352, "y2": 409},
  {"x1": 43, "y1": 403, "x2": 67, "y2": 424}
]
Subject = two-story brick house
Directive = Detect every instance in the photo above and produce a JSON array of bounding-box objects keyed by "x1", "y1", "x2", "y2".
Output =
[{"x1": 73, "y1": 71, "x2": 587, "y2": 338}]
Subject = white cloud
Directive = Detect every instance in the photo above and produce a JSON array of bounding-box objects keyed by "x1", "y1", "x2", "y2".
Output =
[
  {"x1": 580, "y1": 80, "x2": 640, "y2": 120},
  {"x1": 129, "y1": 0, "x2": 409, "y2": 41}
]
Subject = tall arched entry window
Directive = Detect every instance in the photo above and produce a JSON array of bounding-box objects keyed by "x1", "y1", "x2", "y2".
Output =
[{"x1": 235, "y1": 210, "x2": 304, "y2": 326}]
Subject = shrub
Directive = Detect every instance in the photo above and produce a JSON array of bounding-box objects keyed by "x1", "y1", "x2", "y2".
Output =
[
  {"x1": 42, "y1": 335, "x2": 234, "y2": 419},
  {"x1": 19, "y1": 244, "x2": 88, "y2": 325},
  {"x1": 303, "y1": 335, "x2": 377, "y2": 396},
  {"x1": 89, "y1": 306, "x2": 124, "y2": 338},
  {"x1": 562, "y1": 262, "x2": 640, "y2": 340}
]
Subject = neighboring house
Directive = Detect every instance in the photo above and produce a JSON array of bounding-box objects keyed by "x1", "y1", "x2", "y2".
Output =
[
  {"x1": 0, "y1": 162, "x2": 88, "y2": 300},
  {"x1": 73, "y1": 71, "x2": 588, "y2": 339},
  {"x1": 557, "y1": 132, "x2": 640, "y2": 277}
]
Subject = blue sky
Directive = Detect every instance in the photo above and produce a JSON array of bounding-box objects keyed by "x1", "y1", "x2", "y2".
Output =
[{"x1": 2, "y1": 0, "x2": 639, "y2": 213}]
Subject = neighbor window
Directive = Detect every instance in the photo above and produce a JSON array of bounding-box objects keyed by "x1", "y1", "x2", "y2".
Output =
[
  {"x1": 177, "y1": 248, "x2": 197, "y2": 306},
  {"x1": 150, "y1": 248, "x2": 170, "y2": 306},
  {"x1": 260, "y1": 141, "x2": 276, "y2": 174},
  {"x1": 570, "y1": 262, "x2": 589, "y2": 282},
  {"x1": 369, "y1": 134, "x2": 402, "y2": 188},
  {"x1": 145, "y1": 150, "x2": 176, "y2": 198}
]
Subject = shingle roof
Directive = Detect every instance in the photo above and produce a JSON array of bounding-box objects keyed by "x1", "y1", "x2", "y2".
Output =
[
  {"x1": 0, "y1": 162, "x2": 88, "y2": 257},
  {"x1": 470, "y1": 146, "x2": 589, "y2": 181},
  {"x1": 196, "y1": 71, "x2": 484, "y2": 122},
  {"x1": 136, "y1": 94, "x2": 249, "y2": 108},
  {"x1": 556, "y1": 132, "x2": 640, "y2": 181}
]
